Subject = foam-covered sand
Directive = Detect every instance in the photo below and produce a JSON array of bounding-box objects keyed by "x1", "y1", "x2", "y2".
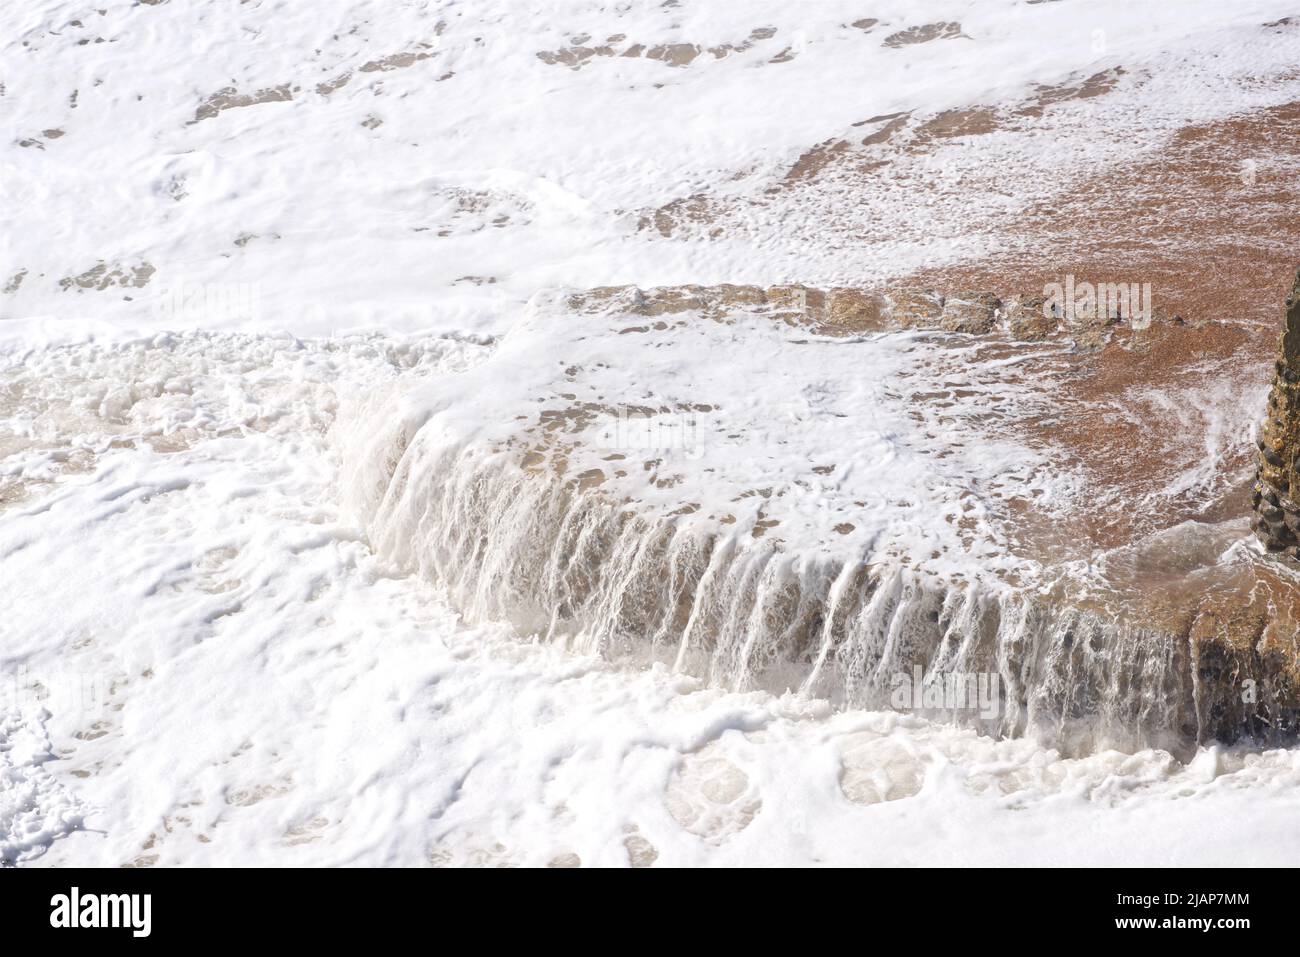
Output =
[
  {"x1": 6, "y1": 0, "x2": 1300, "y2": 865},
  {"x1": 6, "y1": 0, "x2": 1300, "y2": 337}
]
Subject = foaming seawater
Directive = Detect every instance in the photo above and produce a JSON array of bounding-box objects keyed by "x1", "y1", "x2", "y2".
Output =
[
  {"x1": 0, "y1": 331, "x2": 492, "y2": 512},
  {"x1": 336, "y1": 383, "x2": 1286, "y2": 758},
  {"x1": 1, "y1": 326, "x2": 1278, "y2": 769},
  {"x1": 332, "y1": 288, "x2": 1295, "y2": 757},
  {"x1": 8, "y1": 330, "x2": 1300, "y2": 865}
]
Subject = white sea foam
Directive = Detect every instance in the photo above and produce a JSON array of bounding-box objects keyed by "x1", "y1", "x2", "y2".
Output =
[
  {"x1": 0, "y1": 335, "x2": 1289, "y2": 868},
  {"x1": 0, "y1": 331, "x2": 1298, "y2": 866},
  {"x1": 5, "y1": 0, "x2": 1300, "y2": 339},
  {"x1": 5, "y1": 0, "x2": 1300, "y2": 866}
]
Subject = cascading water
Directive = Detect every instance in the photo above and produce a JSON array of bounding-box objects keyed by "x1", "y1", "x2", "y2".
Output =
[{"x1": 335, "y1": 287, "x2": 1294, "y2": 756}]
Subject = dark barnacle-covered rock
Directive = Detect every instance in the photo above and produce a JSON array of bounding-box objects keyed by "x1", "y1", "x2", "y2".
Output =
[{"x1": 1254, "y1": 268, "x2": 1300, "y2": 553}]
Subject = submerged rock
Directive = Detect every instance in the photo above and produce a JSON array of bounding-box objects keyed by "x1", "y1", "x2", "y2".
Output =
[
  {"x1": 939, "y1": 291, "x2": 1001, "y2": 334},
  {"x1": 565, "y1": 282, "x2": 1166, "y2": 346},
  {"x1": 344, "y1": 282, "x2": 1292, "y2": 751}
]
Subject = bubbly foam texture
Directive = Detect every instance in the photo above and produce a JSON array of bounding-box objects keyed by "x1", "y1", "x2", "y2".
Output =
[
  {"x1": 2, "y1": 331, "x2": 1300, "y2": 866},
  {"x1": 7, "y1": 0, "x2": 1300, "y2": 866},
  {"x1": 5, "y1": 1, "x2": 1300, "y2": 333},
  {"x1": 335, "y1": 294, "x2": 1287, "y2": 754}
]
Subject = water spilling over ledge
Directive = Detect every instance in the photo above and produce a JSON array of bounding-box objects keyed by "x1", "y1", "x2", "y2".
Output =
[{"x1": 338, "y1": 281, "x2": 1299, "y2": 756}]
